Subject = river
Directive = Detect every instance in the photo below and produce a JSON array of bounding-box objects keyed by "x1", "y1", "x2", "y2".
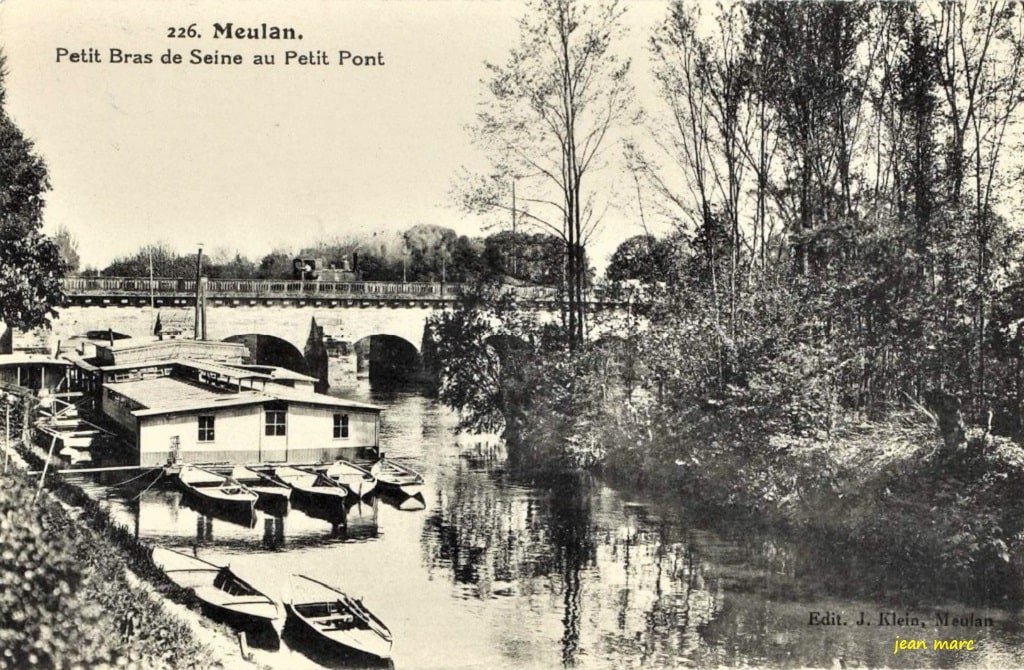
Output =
[{"x1": 70, "y1": 383, "x2": 1024, "y2": 669}]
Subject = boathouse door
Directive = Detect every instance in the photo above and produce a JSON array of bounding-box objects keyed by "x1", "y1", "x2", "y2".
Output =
[{"x1": 260, "y1": 402, "x2": 288, "y2": 462}]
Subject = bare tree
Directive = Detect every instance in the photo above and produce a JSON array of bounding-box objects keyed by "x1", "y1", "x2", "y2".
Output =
[
  {"x1": 461, "y1": 0, "x2": 633, "y2": 347},
  {"x1": 933, "y1": 0, "x2": 1024, "y2": 411}
]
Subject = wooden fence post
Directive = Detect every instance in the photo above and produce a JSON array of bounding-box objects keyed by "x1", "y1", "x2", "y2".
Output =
[{"x1": 35, "y1": 433, "x2": 57, "y2": 502}]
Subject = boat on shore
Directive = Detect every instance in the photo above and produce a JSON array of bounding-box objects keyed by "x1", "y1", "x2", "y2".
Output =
[
  {"x1": 177, "y1": 464, "x2": 258, "y2": 515},
  {"x1": 152, "y1": 547, "x2": 281, "y2": 624},
  {"x1": 370, "y1": 457, "x2": 424, "y2": 498},
  {"x1": 275, "y1": 465, "x2": 355, "y2": 503},
  {"x1": 230, "y1": 465, "x2": 292, "y2": 503},
  {"x1": 323, "y1": 459, "x2": 377, "y2": 499},
  {"x1": 287, "y1": 574, "x2": 393, "y2": 660}
]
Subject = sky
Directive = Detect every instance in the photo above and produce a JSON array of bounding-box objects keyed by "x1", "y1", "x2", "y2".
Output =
[{"x1": 0, "y1": 0, "x2": 672, "y2": 272}]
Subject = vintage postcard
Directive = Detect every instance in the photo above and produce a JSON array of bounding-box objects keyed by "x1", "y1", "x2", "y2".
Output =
[{"x1": 1, "y1": 1, "x2": 1023, "y2": 668}]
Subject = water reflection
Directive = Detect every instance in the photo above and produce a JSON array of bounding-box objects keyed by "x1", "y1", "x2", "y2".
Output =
[{"x1": 63, "y1": 380, "x2": 1024, "y2": 669}]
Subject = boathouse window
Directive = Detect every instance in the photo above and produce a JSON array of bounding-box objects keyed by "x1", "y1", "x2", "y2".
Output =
[
  {"x1": 265, "y1": 408, "x2": 287, "y2": 436},
  {"x1": 198, "y1": 415, "x2": 215, "y2": 442},
  {"x1": 333, "y1": 413, "x2": 349, "y2": 439}
]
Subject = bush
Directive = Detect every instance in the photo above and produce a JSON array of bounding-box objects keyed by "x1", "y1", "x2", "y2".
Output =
[{"x1": 0, "y1": 465, "x2": 210, "y2": 669}]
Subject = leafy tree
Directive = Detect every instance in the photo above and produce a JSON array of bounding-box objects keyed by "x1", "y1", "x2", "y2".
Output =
[
  {"x1": 257, "y1": 249, "x2": 293, "y2": 279},
  {"x1": 483, "y1": 231, "x2": 564, "y2": 285},
  {"x1": 52, "y1": 224, "x2": 80, "y2": 273},
  {"x1": 605, "y1": 234, "x2": 681, "y2": 284},
  {"x1": 426, "y1": 285, "x2": 608, "y2": 468},
  {"x1": 403, "y1": 224, "x2": 457, "y2": 282},
  {"x1": 0, "y1": 53, "x2": 65, "y2": 332},
  {"x1": 102, "y1": 243, "x2": 197, "y2": 278}
]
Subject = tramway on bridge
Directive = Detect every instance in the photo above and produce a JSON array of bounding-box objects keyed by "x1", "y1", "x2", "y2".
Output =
[{"x1": 46, "y1": 276, "x2": 632, "y2": 386}]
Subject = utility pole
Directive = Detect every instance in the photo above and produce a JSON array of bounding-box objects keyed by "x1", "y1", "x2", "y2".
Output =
[
  {"x1": 148, "y1": 247, "x2": 155, "y2": 331},
  {"x1": 194, "y1": 244, "x2": 204, "y2": 340}
]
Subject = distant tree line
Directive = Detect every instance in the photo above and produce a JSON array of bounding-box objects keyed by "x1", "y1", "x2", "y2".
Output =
[{"x1": 75, "y1": 224, "x2": 578, "y2": 285}]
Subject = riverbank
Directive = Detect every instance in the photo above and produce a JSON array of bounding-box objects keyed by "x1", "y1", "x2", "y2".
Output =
[
  {"x1": 1, "y1": 434, "x2": 262, "y2": 670},
  {"x1": 584, "y1": 404, "x2": 1024, "y2": 606}
]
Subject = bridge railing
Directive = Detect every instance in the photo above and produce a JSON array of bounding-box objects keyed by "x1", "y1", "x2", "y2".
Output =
[
  {"x1": 59, "y1": 276, "x2": 657, "y2": 306},
  {"x1": 61, "y1": 276, "x2": 575, "y2": 301}
]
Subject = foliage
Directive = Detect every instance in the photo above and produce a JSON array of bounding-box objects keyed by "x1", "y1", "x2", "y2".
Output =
[
  {"x1": 51, "y1": 225, "x2": 80, "y2": 273},
  {"x1": 426, "y1": 285, "x2": 609, "y2": 469},
  {"x1": 0, "y1": 53, "x2": 65, "y2": 331},
  {"x1": 95, "y1": 226, "x2": 569, "y2": 285},
  {"x1": 483, "y1": 231, "x2": 566, "y2": 285},
  {"x1": 604, "y1": 234, "x2": 682, "y2": 284},
  {"x1": 0, "y1": 465, "x2": 209, "y2": 669}
]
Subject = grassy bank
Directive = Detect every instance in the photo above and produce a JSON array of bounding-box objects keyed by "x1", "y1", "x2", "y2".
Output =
[{"x1": 1, "y1": 442, "x2": 215, "y2": 669}]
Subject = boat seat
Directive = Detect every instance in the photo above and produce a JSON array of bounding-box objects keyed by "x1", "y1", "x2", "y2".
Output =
[{"x1": 319, "y1": 615, "x2": 356, "y2": 630}]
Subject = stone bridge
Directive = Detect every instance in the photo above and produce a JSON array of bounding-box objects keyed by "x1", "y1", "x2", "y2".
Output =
[{"x1": 49, "y1": 276, "x2": 631, "y2": 386}]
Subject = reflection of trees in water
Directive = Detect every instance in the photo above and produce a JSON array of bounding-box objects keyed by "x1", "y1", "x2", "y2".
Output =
[
  {"x1": 598, "y1": 526, "x2": 819, "y2": 668},
  {"x1": 596, "y1": 519, "x2": 722, "y2": 667},
  {"x1": 419, "y1": 466, "x2": 831, "y2": 667},
  {"x1": 421, "y1": 469, "x2": 599, "y2": 664}
]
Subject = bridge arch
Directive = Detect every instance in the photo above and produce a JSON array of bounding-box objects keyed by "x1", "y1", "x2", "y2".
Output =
[
  {"x1": 223, "y1": 334, "x2": 309, "y2": 374},
  {"x1": 352, "y1": 334, "x2": 422, "y2": 383},
  {"x1": 483, "y1": 334, "x2": 530, "y2": 360}
]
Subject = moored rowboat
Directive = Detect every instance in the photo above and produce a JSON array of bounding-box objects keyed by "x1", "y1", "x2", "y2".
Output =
[
  {"x1": 287, "y1": 574, "x2": 392, "y2": 660},
  {"x1": 370, "y1": 457, "x2": 424, "y2": 498},
  {"x1": 152, "y1": 547, "x2": 281, "y2": 623},
  {"x1": 230, "y1": 465, "x2": 292, "y2": 503},
  {"x1": 275, "y1": 465, "x2": 354, "y2": 503},
  {"x1": 323, "y1": 459, "x2": 377, "y2": 499},
  {"x1": 178, "y1": 464, "x2": 258, "y2": 514}
]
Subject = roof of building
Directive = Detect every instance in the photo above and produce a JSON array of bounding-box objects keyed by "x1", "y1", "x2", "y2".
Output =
[
  {"x1": 227, "y1": 364, "x2": 319, "y2": 383},
  {"x1": 97, "y1": 359, "x2": 273, "y2": 381},
  {"x1": 0, "y1": 354, "x2": 72, "y2": 368},
  {"x1": 104, "y1": 376, "x2": 382, "y2": 418},
  {"x1": 182, "y1": 359, "x2": 276, "y2": 381}
]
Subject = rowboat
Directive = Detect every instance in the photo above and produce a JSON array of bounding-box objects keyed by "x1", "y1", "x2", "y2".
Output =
[
  {"x1": 370, "y1": 458, "x2": 424, "y2": 498},
  {"x1": 152, "y1": 547, "x2": 281, "y2": 623},
  {"x1": 275, "y1": 465, "x2": 355, "y2": 503},
  {"x1": 287, "y1": 574, "x2": 392, "y2": 660},
  {"x1": 230, "y1": 465, "x2": 292, "y2": 503},
  {"x1": 178, "y1": 464, "x2": 258, "y2": 515},
  {"x1": 323, "y1": 459, "x2": 377, "y2": 498}
]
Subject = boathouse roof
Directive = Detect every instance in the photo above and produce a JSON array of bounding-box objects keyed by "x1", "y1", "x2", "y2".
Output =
[
  {"x1": 228, "y1": 364, "x2": 319, "y2": 384},
  {"x1": 0, "y1": 354, "x2": 72, "y2": 368},
  {"x1": 104, "y1": 376, "x2": 382, "y2": 418}
]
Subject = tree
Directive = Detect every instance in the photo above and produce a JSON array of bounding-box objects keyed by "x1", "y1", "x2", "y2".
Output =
[
  {"x1": 604, "y1": 234, "x2": 679, "y2": 284},
  {"x1": 0, "y1": 52, "x2": 65, "y2": 331},
  {"x1": 931, "y1": 0, "x2": 1024, "y2": 414},
  {"x1": 403, "y1": 224, "x2": 457, "y2": 282},
  {"x1": 102, "y1": 243, "x2": 195, "y2": 278},
  {"x1": 483, "y1": 231, "x2": 565, "y2": 285},
  {"x1": 747, "y1": 1, "x2": 872, "y2": 276},
  {"x1": 462, "y1": 0, "x2": 633, "y2": 347},
  {"x1": 52, "y1": 225, "x2": 80, "y2": 273}
]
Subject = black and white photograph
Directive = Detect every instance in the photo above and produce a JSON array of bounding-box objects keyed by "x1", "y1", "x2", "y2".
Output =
[{"x1": 1, "y1": 1, "x2": 1024, "y2": 668}]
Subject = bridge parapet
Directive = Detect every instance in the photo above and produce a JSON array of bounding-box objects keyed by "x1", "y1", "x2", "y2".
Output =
[{"x1": 60, "y1": 276, "x2": 628, "y2": 305}]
